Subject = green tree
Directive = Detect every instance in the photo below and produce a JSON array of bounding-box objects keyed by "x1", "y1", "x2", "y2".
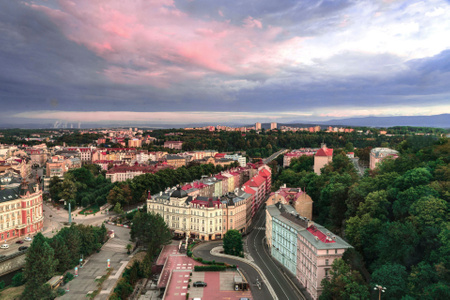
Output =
[
  {"x1": 371, "y1": 263, "x2": 408, "y2": 299},
  {"x1": 320, "y1": 259, "x2": 369, "y2": 300},
  {"x1": 59, "y1": 225, "x2": 81, "y2": 266},
  {"x1": 48, "y1": 176, "x2": 62, "y2": 202},
  {"x1": 22, "y1": 233, "x2": 57, "y2": 299},
  {"x1": 12, "y1": 272, "x2": 25, "y2": 287},
  {"x1": 50, "y1": 235, "x2": 72, "y2": 272},
  {"x1": 59, "y1": 178, "x2": 77, "y2": 203},
  {"x1": 223, "y1": 229, "x2": 243, "y2": 257},
  {"x1": 113, "y1": 202, "x2": 124, "y2": 215},
  {"x1": 130, "y1": 211, "x2": 172, "y2": 258}
]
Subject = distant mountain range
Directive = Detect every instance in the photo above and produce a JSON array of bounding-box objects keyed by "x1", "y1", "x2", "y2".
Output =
[
  {"x1": 0, "y1": 114, "x2": 448, "y2": 129},
  {"x1": 315, "y1": 114, "x2": 449, "y2": 128}
]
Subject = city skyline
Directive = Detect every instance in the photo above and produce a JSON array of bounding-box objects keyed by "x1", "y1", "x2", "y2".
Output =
[{"x1": 1, "y1": 0, "x2": 450, "y2": 125}]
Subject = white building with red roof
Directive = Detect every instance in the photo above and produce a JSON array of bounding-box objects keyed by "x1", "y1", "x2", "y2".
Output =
[{"x1": 313, "y1": 144, "x2": 333, "y2": 175}]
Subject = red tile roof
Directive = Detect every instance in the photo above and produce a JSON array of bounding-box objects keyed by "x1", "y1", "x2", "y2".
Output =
[
  {"x1": 307, "y1": 225, "x2": 335, "y2": 243},
  {"x1": 315, "y1": 147, "x2": 333, "y2": 156}
]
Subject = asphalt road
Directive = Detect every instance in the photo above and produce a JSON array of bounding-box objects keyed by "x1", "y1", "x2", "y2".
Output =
[
  {"x1": 193, "y1": 241, "x2": 273, "y2": 300},
  {"x1": 247, "y1": 208, "x2": 306, "y2": 300},
  {"x1": 263, "y1": 149, "x2": 288, "y2": 164}
]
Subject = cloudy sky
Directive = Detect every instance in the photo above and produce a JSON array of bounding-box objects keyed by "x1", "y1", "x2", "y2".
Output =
[{"x1": 1, "y1": 0, "x2": 450, "y2": 126}]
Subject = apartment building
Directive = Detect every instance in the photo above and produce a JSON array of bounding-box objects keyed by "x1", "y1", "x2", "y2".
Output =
[
  {"x1": 164, "y1": 141, "x2": 183, "y2": 150},
  {"x1": 147, "y1": 164, "x2": 271, "y2": 240},
  {"x1": 267, "y1": 185, "x2": 313, "y2": 220},
  {"x1": 165, "y1": 154, "x2": 188, "y2": 168},
  {"x1": 283, "y1": 148, "x2": 318, "y2": 167},
  {"x1": 369, "y1": 147, "x2": 399, "y2": 170},
  {"x1": 64, "y1": 147, "x2": 93, "y2": 164},
  {"x1": 0, "y1": 180, "x2": 44, "y2": 241},
  {"x1": 266, "y1": 203, "x2": 352, "y2": 300}
]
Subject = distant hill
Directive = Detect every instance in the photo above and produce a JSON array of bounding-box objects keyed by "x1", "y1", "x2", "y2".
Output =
[{"x1": 316, "y1": 114, "x2": 450, "y2": 128}]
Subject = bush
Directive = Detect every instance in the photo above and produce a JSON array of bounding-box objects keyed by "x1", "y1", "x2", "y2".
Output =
[
  {"x1": 195, "y1": 257, "x2": 203, "y2": 262},
  {"x1": 194, "y1": 265, "x2": 226, "y2": 272},
  {"x1": 0, "y1": 280, "x2": 4, "y2": 290},
  {"x1": 12, "y1": 272, "x2": 26, "y2": 287},
  {"x1": 187, "y1": 251, "x2": 192, "y2": 257},
  {"x1": 64, "y1": 272, "x2": 74, "y2": 283},
  {"x1": 56, "y1": 288, "x2": 65, "y2": 296}
]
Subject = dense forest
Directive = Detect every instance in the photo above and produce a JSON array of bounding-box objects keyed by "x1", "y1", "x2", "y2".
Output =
[{"x1": 273, "y1": 136, "x2": 449, "y2": 299}]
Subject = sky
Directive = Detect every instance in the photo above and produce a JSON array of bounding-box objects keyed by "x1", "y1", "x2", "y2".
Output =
[{"x1": 1, "y1": 0, "x2": 450, "y2": 126}]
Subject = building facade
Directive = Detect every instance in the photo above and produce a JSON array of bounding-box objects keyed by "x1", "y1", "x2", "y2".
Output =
[
  {"x1": 266, "y1": 203, "x2": 352, "y2": 300},
  {"x1": 283, "y1": 148, "x2": 318, "y2": 167},
  {"x1": 0, "y1": 181, "x2": 44, "y2": 242},
  {"x1": 313, "y1": 144, "x2": 333, "y2": 175},
  {"x1": 369, "y1": 147, "x2": 399, "y2": 170}
]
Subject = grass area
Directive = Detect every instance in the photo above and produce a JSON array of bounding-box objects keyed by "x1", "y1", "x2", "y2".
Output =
[
  {"x1": 0, "y1": 285, "x2": 25, "y2": 300},
  {"x1": 79, "y1": 204, "x2": 100, "y2": 215}
]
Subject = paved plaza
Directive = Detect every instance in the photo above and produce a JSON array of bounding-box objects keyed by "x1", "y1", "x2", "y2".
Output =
[{"x1": 58, "y1": 225, "x2": 132, "y2": 300}]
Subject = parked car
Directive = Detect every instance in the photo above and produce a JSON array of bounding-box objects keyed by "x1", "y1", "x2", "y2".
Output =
[
  {"x1": 24, "y1": 237, "x2": 32, "y2": 242},
  {"x1": 15, "y1": 240, "x2": 24, "y2": 244},
  {"x1": 1, "y1": 244, "x2": 9, "y2": 249},
  {"x1": 193, "y1": 281, "x2": 207, "y2": 287},
  {"x1": 18, "y1": 246, "x2": 28, "y2": 251}
]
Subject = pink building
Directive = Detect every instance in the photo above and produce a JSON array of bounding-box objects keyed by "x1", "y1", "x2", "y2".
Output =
[
  {"x1": 369, "y1": 147, "x2": 399, "y2": 170},
  {"x1": 314, "y1": 144, "x2": 333, "y2": 175},
  {"x1": 266, "y1": 203, "x2": 352, "y2": 300},
  {"x1": 0, "y1": 181, "x2": 44, "y2": 242},
  {"x1": 283, "y1": 148, "x2": 318, "y2": 167}
]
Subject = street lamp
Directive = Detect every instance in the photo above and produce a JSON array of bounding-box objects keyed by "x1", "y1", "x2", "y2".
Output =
[{"x1": 374, "y1": 285, "x2": 386, "y2": 300}]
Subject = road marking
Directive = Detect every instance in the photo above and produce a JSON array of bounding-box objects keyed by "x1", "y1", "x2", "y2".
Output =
[{"x1": 252, "y1": 214, "x2": 290, "y2": 300}]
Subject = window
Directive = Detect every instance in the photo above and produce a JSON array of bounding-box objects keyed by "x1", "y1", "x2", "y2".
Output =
[
  {"x1": 335, "y1": 249, "x2": 338, "y2": 254},
  {"x1": 325, "y1": 259, "x2": 329, "y2": 265}
]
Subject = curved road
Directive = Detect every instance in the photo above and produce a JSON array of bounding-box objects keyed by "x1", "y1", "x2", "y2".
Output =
[
  {"x1": 193, "y1": 241, "x2": 273, "y2": 300},
  {"x1": 247, "y1": 208, "x2": 306, "y2": 300}
]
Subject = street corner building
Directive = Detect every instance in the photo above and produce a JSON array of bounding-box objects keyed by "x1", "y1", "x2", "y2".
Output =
[
  {"x1": 266, "y1": 202, "x2": 352, "y2": 300},
  {"x1": 0, "y1": 176, "x2": 44, "y2": 242},
  {"x1": 147, "y1": 163, "x2": 271, "y2": 241}
]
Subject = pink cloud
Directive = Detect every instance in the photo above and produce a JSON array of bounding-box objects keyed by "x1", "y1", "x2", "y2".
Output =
[{"x1": 31, "y1": 0, "x2": 291, "y2": 88}]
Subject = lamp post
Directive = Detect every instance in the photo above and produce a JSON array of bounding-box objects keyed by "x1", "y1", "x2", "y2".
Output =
[{"x1": 374, "y1": 285, "x2": 386, "y2": 300}]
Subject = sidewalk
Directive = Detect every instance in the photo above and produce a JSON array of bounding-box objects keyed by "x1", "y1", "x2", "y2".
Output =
[{"x1": 58, "y1": 226, "x2": 133, "y2": 300}]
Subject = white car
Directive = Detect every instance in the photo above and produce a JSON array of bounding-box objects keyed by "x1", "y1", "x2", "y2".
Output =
[
  {"x1": 24, "y1": 237, "x2": 32, "y2": 242},
  {"x1": 1, "y1": 244, "x2": 9, "y2": 249}
]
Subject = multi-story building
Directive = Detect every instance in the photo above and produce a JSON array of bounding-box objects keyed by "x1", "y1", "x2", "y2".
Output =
[
  {"x1": 165, "y1": 154, "x2": 188, "y2": 168},
  {"x1": 369, "y1": 147, "x2": 399, "y2": 170},
  {"x1": 106, "y1": 164, "x2": 152, "y2": 183},
  {"x1": 255, "y1": 122, "x2": 261, "y2": 131},
  {"x1": 270, "y1": 122, "x2": 277, "y2": 130},
  {"x1": 128, "y1": 138, "x2": 142, "y2": 148},
  {"x1": 266, "y1": 203, "x2": 352, "y2": 300},
  {"x1": 224, "y1": 154, "x2": 247, "y2": 167},
  {"x1": 0, "y1": 179, "x2": 44, "y2": 241},
  {"x1": 147, "y1": 164, "x2": 271, "y2": 240},
  {"x1": 313, "y1": 144, "x2": 333, "y2": 175},
  {"x1": 164, "y1": 141, "x2": 183, "y2": 150},
  {"x1": 64, "y1": 147, "x2": 93, "y2": 164},
  {"x1": 283, "y1": 148, "x2": 318, "y2": 167},
  {"x1": 267, "y1": 185, "x2": 313, "y2": 220}
]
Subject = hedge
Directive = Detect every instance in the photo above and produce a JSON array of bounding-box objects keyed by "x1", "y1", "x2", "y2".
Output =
[{"x1": 194, "y1": 265, "x2": 226, "y2": 272}]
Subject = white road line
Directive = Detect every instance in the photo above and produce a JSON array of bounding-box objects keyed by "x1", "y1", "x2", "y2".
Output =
[{"x1": 252, "y1": 213, "x2": 290, "y2": 300}]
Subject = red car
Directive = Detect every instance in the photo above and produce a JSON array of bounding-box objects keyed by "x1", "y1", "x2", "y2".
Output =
[{"x1": 16, "y1": 240, "x2": 24, "y2": 244}]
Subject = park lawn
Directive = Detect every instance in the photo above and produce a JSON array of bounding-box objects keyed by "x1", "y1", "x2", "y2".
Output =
[
  {"x1": 79, "y1": 204, "x2": 100, "y2": 215},
  {"x1": 0, "y1": 285, "x2": 25, "y2": 300}
]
